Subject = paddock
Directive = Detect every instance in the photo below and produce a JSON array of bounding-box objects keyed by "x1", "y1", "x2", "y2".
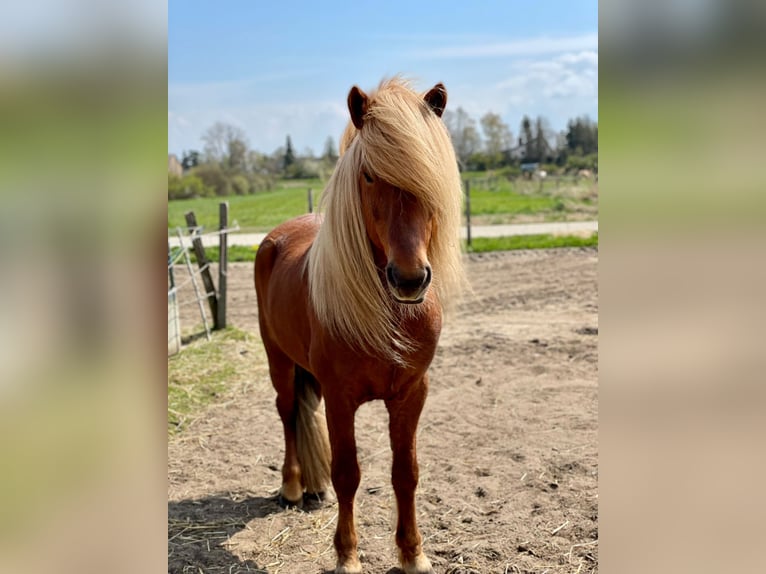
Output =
[{"x1": 168, "y1": 247, "x2": 598, "y2": 573}]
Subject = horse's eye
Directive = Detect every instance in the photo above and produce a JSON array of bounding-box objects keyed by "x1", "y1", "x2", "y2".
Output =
[{"x1": 362, "y1": 171, "x2": 373, "y2": 183}]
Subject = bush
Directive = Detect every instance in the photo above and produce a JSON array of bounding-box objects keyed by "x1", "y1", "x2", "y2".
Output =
[
  {"x1": 230, "y1": 174, "x2": 249, "y2": 196},
  {"x1": 285, "y1": 159, "x2": 322, "y2": 179},
  {"x1": 496, "y1": 165, "x2": 521, "y2": 179},
  {"x1": 174, "y1": 161, "x2": 277, "y2": 197},
  {"x1": 541, "y1": 163, "x2": 561, "y2": 176},
  {"x1": 193, "y1": 163, "x2": 231, "y2": 196},
  {"x1": 247, "y1": 173, "x2": 275, "y2": 193},
  {"x1": 168, "y1": 174, "x2": 213, "y2": 199},
  {"x1": 565, "y1": 153, "x2": 598, "y2": 173},
  {"x1": 168, "y1": 174, "x2": 182, "y2": 199},
  {"x1": 465, "y1": 152, "x2": 489, "y2": 172}
]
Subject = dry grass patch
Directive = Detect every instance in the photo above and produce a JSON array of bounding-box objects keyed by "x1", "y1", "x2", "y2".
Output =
[{"x1": 168, "y1": 327, "x2": 266, "y2": 435}]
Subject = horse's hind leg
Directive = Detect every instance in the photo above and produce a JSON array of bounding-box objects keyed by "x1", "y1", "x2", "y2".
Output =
[
  {"x1": 386, "y1": 376, "x2": 434, "y2": 574},
  {"x1": 266, "y1": 349, "x2": 303, "y2": 507}
]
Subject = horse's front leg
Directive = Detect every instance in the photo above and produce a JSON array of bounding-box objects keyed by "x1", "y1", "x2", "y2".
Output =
[
  {"x1": 326, "y1": 397, "x2": 362, "y2": 574},
  {"x1": 385, "y1": 375, "x2": 433, "y2": 574}
]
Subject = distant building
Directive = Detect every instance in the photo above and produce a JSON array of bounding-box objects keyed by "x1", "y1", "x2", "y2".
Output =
[
  {"x1": 503, "y1": 143, "x2": 527, "y2": 164},
  {"x1": 168, "y1": 154, "x2": 183, "y2": 177},
  {"x1": 520, "y1": 162, "x2": 540, "y2": 173},
  {"x1": 502, "y1": 134, "x2": 555, "y2": 165}
]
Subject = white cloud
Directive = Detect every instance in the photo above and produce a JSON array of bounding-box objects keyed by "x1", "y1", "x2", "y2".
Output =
[
  {"x1": 167, "y1": 44, "x2": 599, "y2": 154},
  {"x1": 437, "y1": 49, "x2": 598, "y2": 140},
  {"x1": 496, "y1": 50, "x2": 598, "y2": 102},
  {"x1": 410, "y1": 33, "x2": 598, "y2": 60},
  {"x1": 557, "y1": 51, "x2": 599, "y2": 66},
  {"x1": 168, "y1": 100, "x2": 349, "y2": 156},
  {"x1": 230, "y1": 101, "x2": 349, "y2": 152},
  {"x1": 168, "y1": 111, "x2": 190, "y2": 129},
  {"x1": 168, "y1": 68, "x2": 326, "y2": 107},
  {"x1": 167, "y1": 68, "x2": 346, "y2": 154}
]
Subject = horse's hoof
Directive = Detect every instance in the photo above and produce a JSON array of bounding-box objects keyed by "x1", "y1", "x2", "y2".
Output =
[
  {"x1": 277, "y1": 493, "x2": 303, "y2": 509},
  {"x1": 334, "y1": 557, "x2": 362, "y2": 574},
  {"x1": 305, "y1": 489, "x2": 332, "y2": 503},
  {"x1": 401, "y1": 553, "x2": 434, "y2": 574}
]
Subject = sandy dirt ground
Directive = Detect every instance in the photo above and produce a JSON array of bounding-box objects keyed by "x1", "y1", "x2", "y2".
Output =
[{"x1": 169, "y1": 248, "x2": 598, "y2": 573}]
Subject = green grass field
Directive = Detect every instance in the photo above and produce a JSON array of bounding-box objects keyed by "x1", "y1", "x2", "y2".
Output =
[
  {"x1": 470, "y1": 187, "x2": 562, "y2": 215},
  {"x1": 168, "y1": 179, "x2": 324, "y2": 233},
  {"x1": 169, "y1": 175, "x2": 597, "y2": 233},
  {"x1": 466, "y1": 232, "x2": 597, "y2": 253},
  {"x1": 181, "y1": 232, "x2": 597, "y2": 264},
  {"x1": 463, "y1": 173, "x2": 597, "y2": 222}
]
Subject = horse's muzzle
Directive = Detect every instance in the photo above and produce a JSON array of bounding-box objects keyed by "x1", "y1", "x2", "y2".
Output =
[{"x1": 386, "y1": 263, "x2": 432, "y2": 304}]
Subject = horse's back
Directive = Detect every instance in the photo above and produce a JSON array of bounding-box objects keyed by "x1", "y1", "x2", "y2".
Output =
[
  {"x1": 255, "y1": 214, "x2": 320, "y2": 366},
  {"x1": 255, "y1": 214, "x2": 320, "y2": 280}
]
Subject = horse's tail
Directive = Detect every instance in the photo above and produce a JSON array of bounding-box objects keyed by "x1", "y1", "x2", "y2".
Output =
[{"x1": 295, "y1": 365, "x2": 332, "y2": 494}]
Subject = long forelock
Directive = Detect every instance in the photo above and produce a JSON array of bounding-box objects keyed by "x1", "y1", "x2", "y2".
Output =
[
  {"x1": 360, "y1": 80, "x2": 454, "y2": 213},
  {"x1": 308, "y1": 139, "x2": 408, "y2": 362},
  {"x1": 307, "y1": 78, "x2": 467, "y2": 364},
  {"x1": 358, "y1": 78, "x2": 466, "y2": 307}
]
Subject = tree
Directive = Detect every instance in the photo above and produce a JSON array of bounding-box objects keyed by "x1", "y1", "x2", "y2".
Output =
[
  {"x1": 565, "y1": 116, "x2": 598, "y2": 156},
  {"x1": 227, "y1": 138, "x2": 248, "y2": 172},
  {"x1": 322, "y1": 136, "x2": 338, "y2": 162},
  {"x1": 201, "y1": 122, "x2": 249, "y2": 167},
  {"x1": 533, "y1": 116, "x2": 553, "y2": 163},
  {"x1": 480, "y1": 112, "x2": 512, "y2": 168},
  {"x1": 181, "y1": 149, "x2": 201, "y2": 171},
  {"x1": 554, "y1": 130, "x2": 569, "y2": 166},
  {"x1": 520, "y1": 116, "x2": 535, "y2": 161},
  {"x1": 443, "y1": 107, "x2": 481, "y2": 169},
  {"x1": 247, "y1": 150, "x2": 266, "y2": 174},
  {"x1": 283, "y1": 135, "x2": 295, "y2": 169}
]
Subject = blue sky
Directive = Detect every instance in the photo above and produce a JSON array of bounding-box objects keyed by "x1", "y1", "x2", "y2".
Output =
[{"x1": 169, "y1": 1, "x2": 597, "y2": 157}]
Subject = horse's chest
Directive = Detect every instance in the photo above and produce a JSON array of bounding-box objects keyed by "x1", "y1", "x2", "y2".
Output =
[
  {"x1": 315, "y1": 338, "x2": 435, "y2": 401},
  {"x1": 339, "y1": 358, "x2": 426, "y2": 402},
  {"x1": 309, "y1": 303, "x2": 442, "y2": 401}
]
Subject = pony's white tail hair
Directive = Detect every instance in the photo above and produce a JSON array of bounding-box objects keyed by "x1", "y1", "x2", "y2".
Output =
[{"x1": 294, "y1": 366, "x2": 331, "y2": 494}]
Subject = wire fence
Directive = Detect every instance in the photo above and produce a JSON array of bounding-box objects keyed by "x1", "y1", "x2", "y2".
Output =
[
  {"x1": 168, "y1": 203, "x2": 237, "y2": 355},
  {"x1": 168, "y1": 174, "x2": 598, "y2": 353}
]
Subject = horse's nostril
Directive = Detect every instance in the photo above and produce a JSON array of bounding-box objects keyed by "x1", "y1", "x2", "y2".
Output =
[
  {"x1": 386, "y1": 264, "x2": 396, "y2": 287},
  {"x1": 387, "y1": 264, "x2": 431, "y2": 292}
]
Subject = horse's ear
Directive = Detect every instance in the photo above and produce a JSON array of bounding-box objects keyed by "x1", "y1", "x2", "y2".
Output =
[
  {"x1": 348, "y1": 86, "x2": 368, "y2": 130},
  {"x1": 424, "y1": 83, "x2": 447, "y2": 117}
]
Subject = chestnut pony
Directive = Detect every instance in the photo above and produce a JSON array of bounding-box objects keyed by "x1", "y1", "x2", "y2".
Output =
[{"x1": 254, "y1": 78, "x2": 465, "y2": 574}]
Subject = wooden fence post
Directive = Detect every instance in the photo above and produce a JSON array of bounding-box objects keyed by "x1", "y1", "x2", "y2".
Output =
[
  {"x1": 168, "y1": 242, "x2": 182, "y2": 354},
  {"x1": 185, "y1": 211, "x2": 220, "y2": 330},
  {"x1": 464, "y1": 179, "x2": 472, "y2": 248},
  {"x1": 308, "y1": 188, "x2": 313, "y2": 213},
  {"x1": 167, "y1": 242, "x2": 175, "y2": 289},
  {"x1": 218, "y1": 202, "x2": 228, "y2": 330}
]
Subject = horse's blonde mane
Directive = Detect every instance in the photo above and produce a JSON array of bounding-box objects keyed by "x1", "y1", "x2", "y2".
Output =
[{"x1": 307, "y1": 78, "x2": 466, "y2": 364}]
